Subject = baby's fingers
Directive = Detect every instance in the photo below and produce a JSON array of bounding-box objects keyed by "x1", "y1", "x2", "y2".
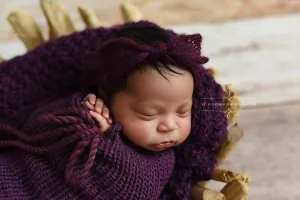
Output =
[
  {"x1": 101, "y1": 106, "x2": 110, "y2": 119},
  {"x1": 83, "y1": 101, "x2": 94, "y2": 110},
  {"x1": 90, "y1": 111, "x2": 110, "y2": 132},
  {"x1": 107, "y1": 117, "x2": 113, "y2": 125},
  {"x1": 95, "y1": 98, "x2": 104, "y2": 113},
  {"x1": 101, "y1": 106, "x2": 113, "y2": 125},
  {"x1": 82, "y1": 94, "x2": 96, "y2": 110}
]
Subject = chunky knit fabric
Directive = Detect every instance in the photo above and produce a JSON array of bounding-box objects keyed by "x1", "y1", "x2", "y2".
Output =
[
  {"x1": 0, "y1": 21, "x2": 227, "y2": 199},
  {"x1": 1, "y1": 93, "x2": 175, "y2": 199}
]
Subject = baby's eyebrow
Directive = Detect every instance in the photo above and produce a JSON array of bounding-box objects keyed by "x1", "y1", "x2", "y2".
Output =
[
  {"x1": 133, "y1": 102, "x2": 157, "y2": 110},
  {"x1": 179, "y1": 98, "x2": 192, "y2": 105}
]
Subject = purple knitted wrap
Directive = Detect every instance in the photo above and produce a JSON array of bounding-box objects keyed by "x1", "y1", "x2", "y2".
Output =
[{"x1": 0, "y1": 21, "x2": 227, "y2": 199}]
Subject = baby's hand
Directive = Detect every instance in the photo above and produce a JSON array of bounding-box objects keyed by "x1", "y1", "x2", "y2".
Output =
[{"x1": 82, "y1": 94, "x2": 113, "y2": 132}]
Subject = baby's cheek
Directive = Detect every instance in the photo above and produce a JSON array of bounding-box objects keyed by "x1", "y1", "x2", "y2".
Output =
[
  {"x1": 175, "y1": 118, "x2": 191, "y2": 145},
  {"x1": 177, "y1": 117, "x2": 191, "y2": 129},
  {"x1": 123, "y1": 120, "x2": 155, "y2": 141}
]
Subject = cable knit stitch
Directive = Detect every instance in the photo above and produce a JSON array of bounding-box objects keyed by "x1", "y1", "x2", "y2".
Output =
[{"x1": 0, "y1": 21, "x2": 227, "y2": 200}]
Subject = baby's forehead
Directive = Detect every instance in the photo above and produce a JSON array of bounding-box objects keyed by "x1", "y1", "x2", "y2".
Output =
[{"x1": 126, "y1": 67, "x2": 193, "y2": 98}]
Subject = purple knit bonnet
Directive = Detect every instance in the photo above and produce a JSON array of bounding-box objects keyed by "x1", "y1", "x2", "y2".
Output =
[{"x1": 83, "y1": 21, "x2": 228, "y2": 191}]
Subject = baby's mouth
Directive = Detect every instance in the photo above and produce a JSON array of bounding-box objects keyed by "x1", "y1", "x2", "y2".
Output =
[
  {"x1": 160, "y1": 141, "x2": 175, "y2": 145},
  {"x1": 152, "y1": 141, "x2": 177, "y2": 150}
]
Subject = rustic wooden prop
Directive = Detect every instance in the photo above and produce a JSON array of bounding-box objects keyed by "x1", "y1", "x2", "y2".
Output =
[
  {"x1": 7, "y1": 10, "x2": 44, "y2": 50},
  {"x1": 5, "y1": 1, "x2": 250, "y2": 199},
  {"x1": 77, "y1": 6, "x2": 100, "y2": 28}
]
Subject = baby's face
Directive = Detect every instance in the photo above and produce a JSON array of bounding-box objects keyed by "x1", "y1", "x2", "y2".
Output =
[{"x1": 110, "y1": 67, "x2": 194, "y2": 152}]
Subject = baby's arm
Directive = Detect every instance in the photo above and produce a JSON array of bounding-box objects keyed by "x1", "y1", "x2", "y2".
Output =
[{"x1": 82, "y1": 94, "x2": 112, "y2": 132}]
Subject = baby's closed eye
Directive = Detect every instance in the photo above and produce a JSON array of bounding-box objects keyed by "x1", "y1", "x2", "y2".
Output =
[
  {"x1": 176, "y1": 109, "x2": 191, "y2": 117},
  {"x1": 136, "y1": 112, "x2": 159, "y2": 120}
]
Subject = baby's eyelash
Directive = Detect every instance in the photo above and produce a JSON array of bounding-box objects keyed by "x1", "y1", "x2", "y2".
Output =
[
  {"x1": 176, "y1": 109, "x2": 191, "y2": 116},
  {"x1": 177, "y1": 108, "x2": 191, "y2": 114},
  {"x1": 135, "y1": 110, "x2": 158, "y2": 117},
  {"x1": 142, "y1": 113, "x2": 159, "y2": 117},
  {"x1": 138, "y1": 113, "x2": 159, "y2": 121}
]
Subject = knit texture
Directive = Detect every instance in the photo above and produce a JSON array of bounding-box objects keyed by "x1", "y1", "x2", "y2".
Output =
[
  {"x1": 1, "y1": 93, "x2": 175, "y2": 199},
  {"x1": 0, "y1": 21, "x2": 227, "y2": 199}
]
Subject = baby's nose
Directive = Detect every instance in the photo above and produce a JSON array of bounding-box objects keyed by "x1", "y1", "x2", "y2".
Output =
[{"x1": 157, "y1": 119, "x2": 176, "y2": 133}]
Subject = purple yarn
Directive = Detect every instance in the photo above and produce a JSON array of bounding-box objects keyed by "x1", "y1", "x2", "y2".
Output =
[{"x1": 0, "y1": 21, "x2": 227, "y2": 199}]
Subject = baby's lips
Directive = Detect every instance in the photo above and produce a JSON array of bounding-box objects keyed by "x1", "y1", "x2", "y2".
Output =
[{"x1": 151, "y1": 141, "x2": 177, "y2": 150}]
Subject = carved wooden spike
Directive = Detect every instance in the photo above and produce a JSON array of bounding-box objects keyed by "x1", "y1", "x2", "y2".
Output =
[
  {"x1": 207, "y1": 67, "x2": 217, "y2": 78},
  {"x1": 78, "y1": 6, "x2": 100, "y2": 28},
  {"x1": 191, "y1": 185, "x2": 226, "y2": 200},
  {"x1": 120, "y1": 3, "x2": 143, "y2": 22},
  {"x1": 212, "y1": 168, "x2": 250, "y2": 183},
  {"x1": 223, "y1": 84, "x2": 240, "y2": 125},
  {"x1": 40, "y1": 0, "x2": 75, "y2": 39},
  {"x1": 206, "y1": 69, "x2": 239, "y2": 125},
  {"x1": 7, "y1": 10, "x2": 45, "y2": 50},
  {"x1": 199, "y1": 123, "x2": 243, "y2": 187},
  {"x1": 216, "y1": 123, "x2": 243, "y2": 167},
  {"x1": 221, "y1": 180, "x2": 249, "y2": 200}
]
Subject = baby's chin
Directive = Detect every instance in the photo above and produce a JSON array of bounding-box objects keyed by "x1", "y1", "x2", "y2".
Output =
[{"x1": 143, "y1": 147, "x2": 169, "y2": 152}]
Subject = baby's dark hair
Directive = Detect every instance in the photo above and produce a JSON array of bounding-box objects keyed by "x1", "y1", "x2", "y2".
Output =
[
  {"x1": 108, "y1": 23, "x2": 170, "y2": 45},
  {"x1": 92, "y1": 23, "x2": 187, "y2": 106}
]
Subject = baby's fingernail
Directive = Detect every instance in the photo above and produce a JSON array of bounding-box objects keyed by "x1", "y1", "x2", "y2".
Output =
[{"x1": 95, "y1": 109, "x2": 101, "y2": 113}]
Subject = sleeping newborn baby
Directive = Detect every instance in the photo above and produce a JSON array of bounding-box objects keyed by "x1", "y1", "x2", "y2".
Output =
[
  {"x1": 0, "y1": 21, "x2": 227, "y2": 200},
  {"x1": 82, "y1": 65, "x2": 193, "y2": 152}
]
